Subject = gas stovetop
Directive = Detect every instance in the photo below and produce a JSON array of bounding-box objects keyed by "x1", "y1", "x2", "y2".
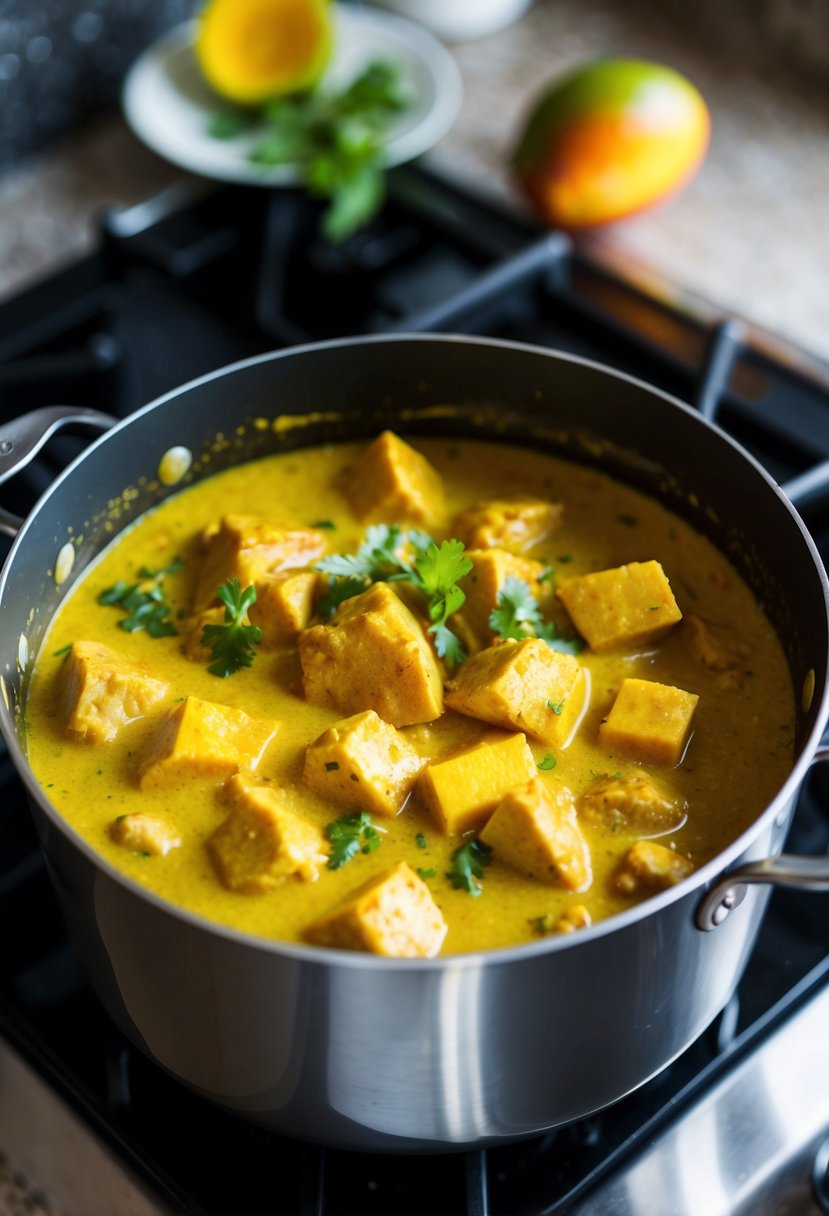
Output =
[{"x1": 1, "y1": 166, "x2": 828, "y2": 1216}]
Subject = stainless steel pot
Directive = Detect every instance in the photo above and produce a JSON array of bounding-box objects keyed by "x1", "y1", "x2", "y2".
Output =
[{"x1": 1, "y1": 335, "x2": 828, "y2": 1152}]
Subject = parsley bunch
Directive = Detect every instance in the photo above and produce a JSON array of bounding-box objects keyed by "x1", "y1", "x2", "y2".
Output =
[
  {"x1": 201, "y1": 579, "x2": 263, "y2": 677},
  {"x1": 98, "y1": 556, "x2": 184, "y2": 638},
  {"x1": 208, "y1": 61, "x2": 409, "y2": 242},
  {"x1": 489, "y1": 576, "x2": 583, "y2": 655}
]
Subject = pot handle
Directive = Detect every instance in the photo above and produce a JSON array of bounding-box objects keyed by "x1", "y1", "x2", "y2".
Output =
[
  {"x1": 0, "y1": 405, "x2": 117, "y2": 538},
  {"x1": 696, "y1": 745, "x2": 829, "y2": 930}
]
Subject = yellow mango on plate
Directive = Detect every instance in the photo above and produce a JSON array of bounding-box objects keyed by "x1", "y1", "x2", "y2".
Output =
[{"x1": 196, "y1": 0, "x2": 334, "y2": 105}]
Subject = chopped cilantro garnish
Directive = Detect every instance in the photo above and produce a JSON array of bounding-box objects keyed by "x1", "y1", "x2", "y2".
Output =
[
  {"x1": 52, "y1": 643, "x2": 73, "y2": 658},
  {"x1": 325, "y1": 811, "x2": 382, "y2": 869},
  {"x1": 416, "y1": 832, "x2": 428, "y2": 849},
  {"x1": 201, "y1": 579, "x2": 263, "y2": 677},
  {"x1": 312, "y1": 519, "x2": 337, "y2": 530},
  {"x1": 537, "y1": 754, "x2": 557, "y2": 771},
  {"x1": 447, "y1": 838, "x2": 492, "y2": 896},
  {"x1": 529, "y1": 913, "x2": 556, "y2": 936},
  {"x1": 315, "y1": 527, "x2": 471, "y2": 666},
  {"x1": 547, "y1": 699, "x2": 564, "y2": 714},
  {"x1": 98, "y1": 558, "x2": 182, "y2": 638},
  {"x1": 417, "y1": 867, "x2": 437, "y2": 880}
]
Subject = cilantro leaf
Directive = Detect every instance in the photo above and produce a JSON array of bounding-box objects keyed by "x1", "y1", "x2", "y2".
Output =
[
  {"x1": 98, "y1": 559, "x2": 183, "y2": 639},
  {"x1": 489, "y1": 576, "x2": 583, "y2": 653},
  {"x1": 315, "y1": 528, "x2": 470, "y2": 666},
  {"x1": 489, "y1": 575, "x2": 546, "y2": 640},
  {"x1": 236, "y1": 60, "x2": 410, "y2": 241},
  {"x1": 411, "y1": 539, "x2": 472, "y2": 668},
  {"x1": 447, "y1": 838, "x2": 492, "y2": 896},
  {"x1": 316, "y1": 523, "x2": 411, "y2": 582},
  {"x1": 325, "y1": 811, "x2": 382, "y2": 870},
  {"x1": 201, "y1": 579, "x2": 263, "y2": 677}
]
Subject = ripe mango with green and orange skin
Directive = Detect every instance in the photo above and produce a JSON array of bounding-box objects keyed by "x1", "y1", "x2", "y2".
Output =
[{"x1": 513, "y1": 59, "x2": 711, "y2": 231}]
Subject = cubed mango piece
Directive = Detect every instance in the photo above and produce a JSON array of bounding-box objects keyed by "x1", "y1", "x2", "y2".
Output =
[
  {"x1": 599, "y1": 678, "x2": 698, "y2": 767},
  {"x1": 299, "y1": 582, "x2": 443, "y2": 727},
  {"x1": 110, "y1": 812, "x2": 180, "y2": 857},
  {"x1": 137, "y1": 695, "x2": 278, "y2": 789},
  {"x1": 209, "y1": 773, "x2": 328, "y2": 893},
  {"x1": 417, "y1": 731, "x2": 537, "y2": 835},
  {"x1": 341, "y1": 431, "x2": 444, "y2": 525},
  {"x1": 193, "y1": 514, "x2": 327, "y2": 610},
  {"x1": 456, "y1": 549, "x2": 547, "y2": 650},
  {"x1": 451, "y1": 497, "x2": 562, "y2": 554},
  {"x1": 480, "y1": 776, "x2": 592, "y2": 891},
  {"x1": 303, "y1": 710, "x2": 426, "y2": 818},
  {"x1": 579, "y1": 772, "x2": 687, "y2": 837},
  {"x1": 248, "y1": 570, "x2": 318, "y2": 646},
  {"x1": 305, "y1": 861, "x2": 447, "y2": 957},
  {"x1": 616, "y1": 840, "x2": 695, "y2": 895},
  {"x1": 556, "y1": 560, "x2": 681, "y2": 652},
  {"x1": 444, "y1": 638, "x2": 586, "y2": 747},
  {"x1": 60, "y1": 640, "x2": 168, "y2": 744}
]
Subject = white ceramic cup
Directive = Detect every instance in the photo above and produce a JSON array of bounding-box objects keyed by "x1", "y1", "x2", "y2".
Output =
[{"x1": 367, "y1": 0, "x2": 534, "y2": 41}]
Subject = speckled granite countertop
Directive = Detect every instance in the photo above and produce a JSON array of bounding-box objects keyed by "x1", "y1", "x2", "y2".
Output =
[{"x1": 1, "y1": 0, "x2": 828, "y2": 365}]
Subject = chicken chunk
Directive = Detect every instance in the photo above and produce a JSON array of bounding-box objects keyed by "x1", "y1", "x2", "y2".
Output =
[
  {"x1": 480, "y1": 776, "x2": 592, "y2": 891},
  {"x1": 616, "y1": 841, "x2": 695, "y2": 895},
  {"x1": 305, "y1": 861, "x2": 447, "y2": 957},
  {"x1": 579, "y1": 772, "x2": 687, "y2": 837},
  {"x1": 181, "y1": 606, "x2": 224, "y2": 662},
  {"x1": 303, "y1": 710, "x2": 426, "y2": 818},
  {"x1": 556, "y1": 560, "x2": 682, "y2": 652},
  {"x1": 599, "y1": 678, "x2": 699, "y2": 767},
  {"x1": 417, "y1": 731, "x2": 537, "y2": 836},
  {"x1": 299, "y1": 582, "x2": 443, "y2": 727},
  {"x1": 209, "y1": 773, "x2": 328, "y2": 892},
  {"x1": 193, "y1": 514, "x2": 327, "y2": 611},
  {"x1": 137, "y1": 695, "x2": 278, "y2": 789},
  {"x1": 451, "y1": 497, "x2": 562, "y2": 554},
  {"x1": 684, "y1": 614, "x2": 748, "y2": 690},
  {"x1": 445, "y1": 638, "x2": 586, "y2": 747},
  {"x1": 110, "y1": 812, "x2": 180, "y2": 857},
  {"x1": 248, "y1": 570, "x2": 318, "y2": 647},
  {"x1": 60, "y1": 640, "x2": 168, "y2": 744},
  {"x1": 555, "y1": 904, "x2": 592, "y2": 934},
  {"x1": 341, "y1": 431, "x2": 444, "y2": 525}
]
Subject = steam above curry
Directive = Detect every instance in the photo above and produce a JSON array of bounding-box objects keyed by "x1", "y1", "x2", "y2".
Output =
[{"x1": 26, "y1": 433, "x2": 795, "y2": 956}]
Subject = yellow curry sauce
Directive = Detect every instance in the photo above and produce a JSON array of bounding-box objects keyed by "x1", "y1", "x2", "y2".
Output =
[{"x1": 25, "y1": 436, "x2": 795, "y2": 955}]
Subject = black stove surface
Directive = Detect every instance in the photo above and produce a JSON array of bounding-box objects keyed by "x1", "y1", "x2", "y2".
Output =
[{"x1": 1, "y1": 166, "x2": 828, "y2": 1215}]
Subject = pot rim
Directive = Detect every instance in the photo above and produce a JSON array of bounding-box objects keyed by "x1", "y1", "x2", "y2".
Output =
[{"x1": 2, "y1": 332, "x2": 828, "y2": 970}]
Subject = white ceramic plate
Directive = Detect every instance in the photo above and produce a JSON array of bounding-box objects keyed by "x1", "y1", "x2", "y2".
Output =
[{"x1": 122, "y1": 5, "x2": 463, "y2": 186}]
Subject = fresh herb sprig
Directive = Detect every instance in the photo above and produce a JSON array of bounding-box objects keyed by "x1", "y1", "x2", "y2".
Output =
[
  {"x1": 489, "y1": 576, "x2": 583, "y2": 655},
  {"x1": 316, "y1": 526, "x2": 472, "y2": 667},
  {"x1": 326, "y1": 811, "x2": 382, "y2": 870},
  {"x1": 98, "y1": 557, "x2": 184, "y2": 638},
  {"x1": 447, "y1": 838, "x2": 492, "y2": 896},
  {"x1": 208, "y1": 61, "x2": 409, "y2": 242},
  {"x1": 201, "y1": 579, "x2": 263, "y2": 677}
]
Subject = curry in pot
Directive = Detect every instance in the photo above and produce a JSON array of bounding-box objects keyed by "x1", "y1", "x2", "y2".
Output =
[{"x1": 25, "y1": 433, "x2": 795, "y2": 956}]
